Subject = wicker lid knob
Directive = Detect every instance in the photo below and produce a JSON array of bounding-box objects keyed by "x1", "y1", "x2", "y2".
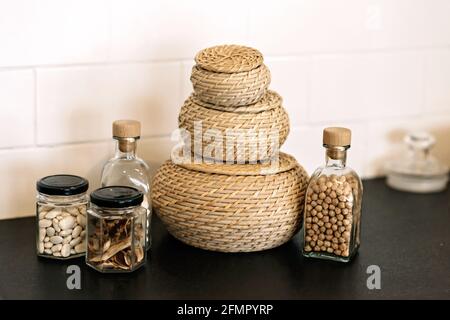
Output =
[
  {"x1": 195, "y1": 45, "x2": 264, "y2": 73},
  {"x1": 323, "y1": 127, "x2": 352, "y2": 147},
  {"x1": 113, "y1": 120, "x2": 141, "y2": 138}
]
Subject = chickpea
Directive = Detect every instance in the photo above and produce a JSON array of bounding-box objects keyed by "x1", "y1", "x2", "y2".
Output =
[
  {"x1": 324, "y1": 241, "x2": 331, "y2": 247},
  {"x1": 306, "y1": 217, "x2": 312, "y2": 223},
  {"x1": 323, "y1": 216, "x2": 329, "y2": 223},
  {"x1": 310, "y1": 240, "x2": 316, "y2": 247},
  {"x1": 318, "y1": 234, "x2": 325, "y2": 241},
  {"x1": 320, "y1": 226, "x2": 326, "y2": 233},
  {"x1": 325, "y1": 197, "x2": 332, "y2": 204},
  {"x1": 312, "y1": 224, "x2": 319, "y2": 231},
  {"x1": 312, "y1": 193, "x2": 318, "y2": 201},
  {"x1": 326, "y1": 229, "x2": 333, "y2": 235},
  {"x1": 312, "y1": 217, "x2": 319, "y2": 223},
  {"x1": 325, "y1": 222, "x2": 332, "y2": 229},
  {"x1": 317, "y1": 240, "x2": 324, "y2": 247},
  {"x1": 326, "y1": 247, "x2": 334, "y2": 253},
  {"x1": 306, "y1": 236, "x2": 312, "y2": 242},
  {"x1": 318, "y1": 220, "x2": 324, "y2": 227},
  {"x1": 321, "y1": 246, "x2": 327, "y2": 251},
  {"x1": 325, "y1": 235, "x2": 333, "y2": 241},
  {"x1": 317, "y1": 212, "x2": 323, "y2": 219},
  {"x1": 314, "y1": 246, "x2": 320, "y2": 252},
  {"x1": 312, "y1": 235, "x2": 318, "y2": 241},
  {"x1": 319, "y1": 192, "x2": 326, "y2": 200},
  {"x1": 343, "y1": 219, "x2": 350, "y2": 226},
  {"x1": 304, "y1": 245, "x2": 312, "y2": 252},
  {"x1": 332, "y1": 224, "x2": 338, "y2": 231},
  {"x1": 316, "y1": 205, "x2": 323, "y2": 212},
  {"x1": 334, "y1": 249, "x2": 342, "y2": 256},
  {"x1": 339, "y1": 226, "x2": 346, "y2": 233}
]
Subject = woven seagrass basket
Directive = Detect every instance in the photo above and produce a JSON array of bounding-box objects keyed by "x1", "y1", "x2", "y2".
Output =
[
  {"x1": 151, "y1": 152, "x2": 309, "y2": 252},
  {"x1": 191, "y1": 45, "x2": 271, "y2": 107},
  {"x1": 178, "y1": 90, "x2": 290, "y2": 162}
]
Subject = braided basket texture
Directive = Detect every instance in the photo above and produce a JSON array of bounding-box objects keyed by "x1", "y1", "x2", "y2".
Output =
[
  {"x1": 179, "y1": 90, "x2": 289, "y2": 162},
  {"x1": 191, "y1": 45, "x2": 271, "y2": 107},
  {"x1": 151, "y1": 152, "x2": 309, "y2": 252}
]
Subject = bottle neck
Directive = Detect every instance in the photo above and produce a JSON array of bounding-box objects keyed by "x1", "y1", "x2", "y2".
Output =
[
  {"x1": 324, "y1": 145, "x2": 348, "y2": 168},
  {"x1": 115, "y1": 137, "x2": 138, "y2": 159}
]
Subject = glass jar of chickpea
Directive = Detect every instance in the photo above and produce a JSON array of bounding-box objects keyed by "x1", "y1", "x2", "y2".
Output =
[{"x1": 302, "y1": 127, "x2": 363, "y2": 262}]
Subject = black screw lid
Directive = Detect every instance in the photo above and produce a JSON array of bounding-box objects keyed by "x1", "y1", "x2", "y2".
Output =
[
  {"x1": 37, "y1": 174, "x2": 89, "y2": 196},
  {"x1": 90, "y1": 186, "x2": 143, "y2": 208}
]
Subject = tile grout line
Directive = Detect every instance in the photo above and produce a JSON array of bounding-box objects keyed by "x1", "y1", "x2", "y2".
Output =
[
  {"x1": 0, "y1": 45, "x2": 450, "y2": 72},
  {"x1": 33, "y1": 68, "x2": 38, "y2": 146},
  {"x1": 0, "y1": 134, "x2": 172, "y2": 152}
]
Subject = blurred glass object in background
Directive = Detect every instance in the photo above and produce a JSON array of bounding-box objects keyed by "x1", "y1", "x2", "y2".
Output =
[{"x1": 386, "y1": 132, "x2": 448, "y2": 193}]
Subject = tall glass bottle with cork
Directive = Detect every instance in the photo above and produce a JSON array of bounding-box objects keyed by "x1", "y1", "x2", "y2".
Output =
[
  {"x1": 302, "y1": 127, "x2": 362, "y2": 262},
  {"x1": 101, "y1": 120, "x2": 151, "y2": 250}
]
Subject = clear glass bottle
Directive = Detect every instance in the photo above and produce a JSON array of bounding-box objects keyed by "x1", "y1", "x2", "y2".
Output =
[
  {"x1": 101, "y1": 120, "x2": 152, "y2": 250},
  {"x1": 386, "y1": 132, "x2": 448, "y2": 193},
  {"x1": 86, "y1": 186, "x2": 146, "y2": 273},
  {"x1": 302, "y1": 127, "x2": 363, "y2": 262},
  {"x1": 36, "y1": 175, "x2": 89, "y2": 259}
]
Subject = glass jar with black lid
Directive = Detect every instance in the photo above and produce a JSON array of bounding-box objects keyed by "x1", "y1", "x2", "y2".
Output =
[
  {"x1": 86, "y1": 186, "x2": 146, "y2": 273},
  {"x1": 36, "y1": 174, "x2": 89, "y2": 259}
]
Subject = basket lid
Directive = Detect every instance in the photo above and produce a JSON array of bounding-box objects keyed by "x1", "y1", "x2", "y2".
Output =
[
  {"x1": 192, "y1": 90, "x2": 282, "y2": 114},
  {"x1": 195, "y1": 45, "x2": 264, "y2": 73},
  {"x1": 176, "y1": 152, "x2": 298, "y2": 176}
]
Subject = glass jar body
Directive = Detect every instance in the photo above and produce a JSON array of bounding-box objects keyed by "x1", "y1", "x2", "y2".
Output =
[
  {"x1": 101, "y1": 138, "x2": 152, "y2": 250},
  {"x1": 36, "y1": 192, "x2": 88, "y2": 259},
  {"x1": 86, "y1": 204, "x2": 147, "y2": 273},
  {"x1": 302, "y1": 165, "x2": 363, "y2": 262}
]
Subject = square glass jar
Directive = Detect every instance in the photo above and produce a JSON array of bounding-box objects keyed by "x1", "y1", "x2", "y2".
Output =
[{"x1": 86, "y1": 187, "x2": 146, "y2": 273}]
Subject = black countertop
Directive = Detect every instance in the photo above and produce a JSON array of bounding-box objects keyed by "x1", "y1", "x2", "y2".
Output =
[{"x1": 0, "y1": 178, "x2": 449, "y2": 299}]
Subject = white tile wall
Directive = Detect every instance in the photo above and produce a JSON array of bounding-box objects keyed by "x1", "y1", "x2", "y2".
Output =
[
  {"x1": 36, "y1": 62, "x2": 181, "y2": 144},
  {"x1": 310, "y1": 52, "x2": 424, "y2": 122},
  {"x1": 0, "y1": 70, "x2": 35, "y2": 148},
  {"x1": 0, "y1": 0, "x2": 449, "y2": 219},
  {"x1": 425, "y1": 50, "x2": 450, "y2": 113},
  {"x1": 110, "y1": 0, "x2": 248, "y2": 61}
]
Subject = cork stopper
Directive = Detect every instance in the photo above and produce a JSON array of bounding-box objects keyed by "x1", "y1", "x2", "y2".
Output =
[
  {"x1": 113, "y1": 120, "x2": 140, "y2": 153},
  {"x1": 113, "y1": 120, "x2": 141, "y2": 139},
  {"x1": 323, "y1": 127, "x2": 351, "y2": 147}
]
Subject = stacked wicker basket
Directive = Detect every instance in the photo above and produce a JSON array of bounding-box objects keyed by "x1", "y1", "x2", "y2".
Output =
[{"x1": 151, "y1": 45, "x2": 309, "y2": 252}]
